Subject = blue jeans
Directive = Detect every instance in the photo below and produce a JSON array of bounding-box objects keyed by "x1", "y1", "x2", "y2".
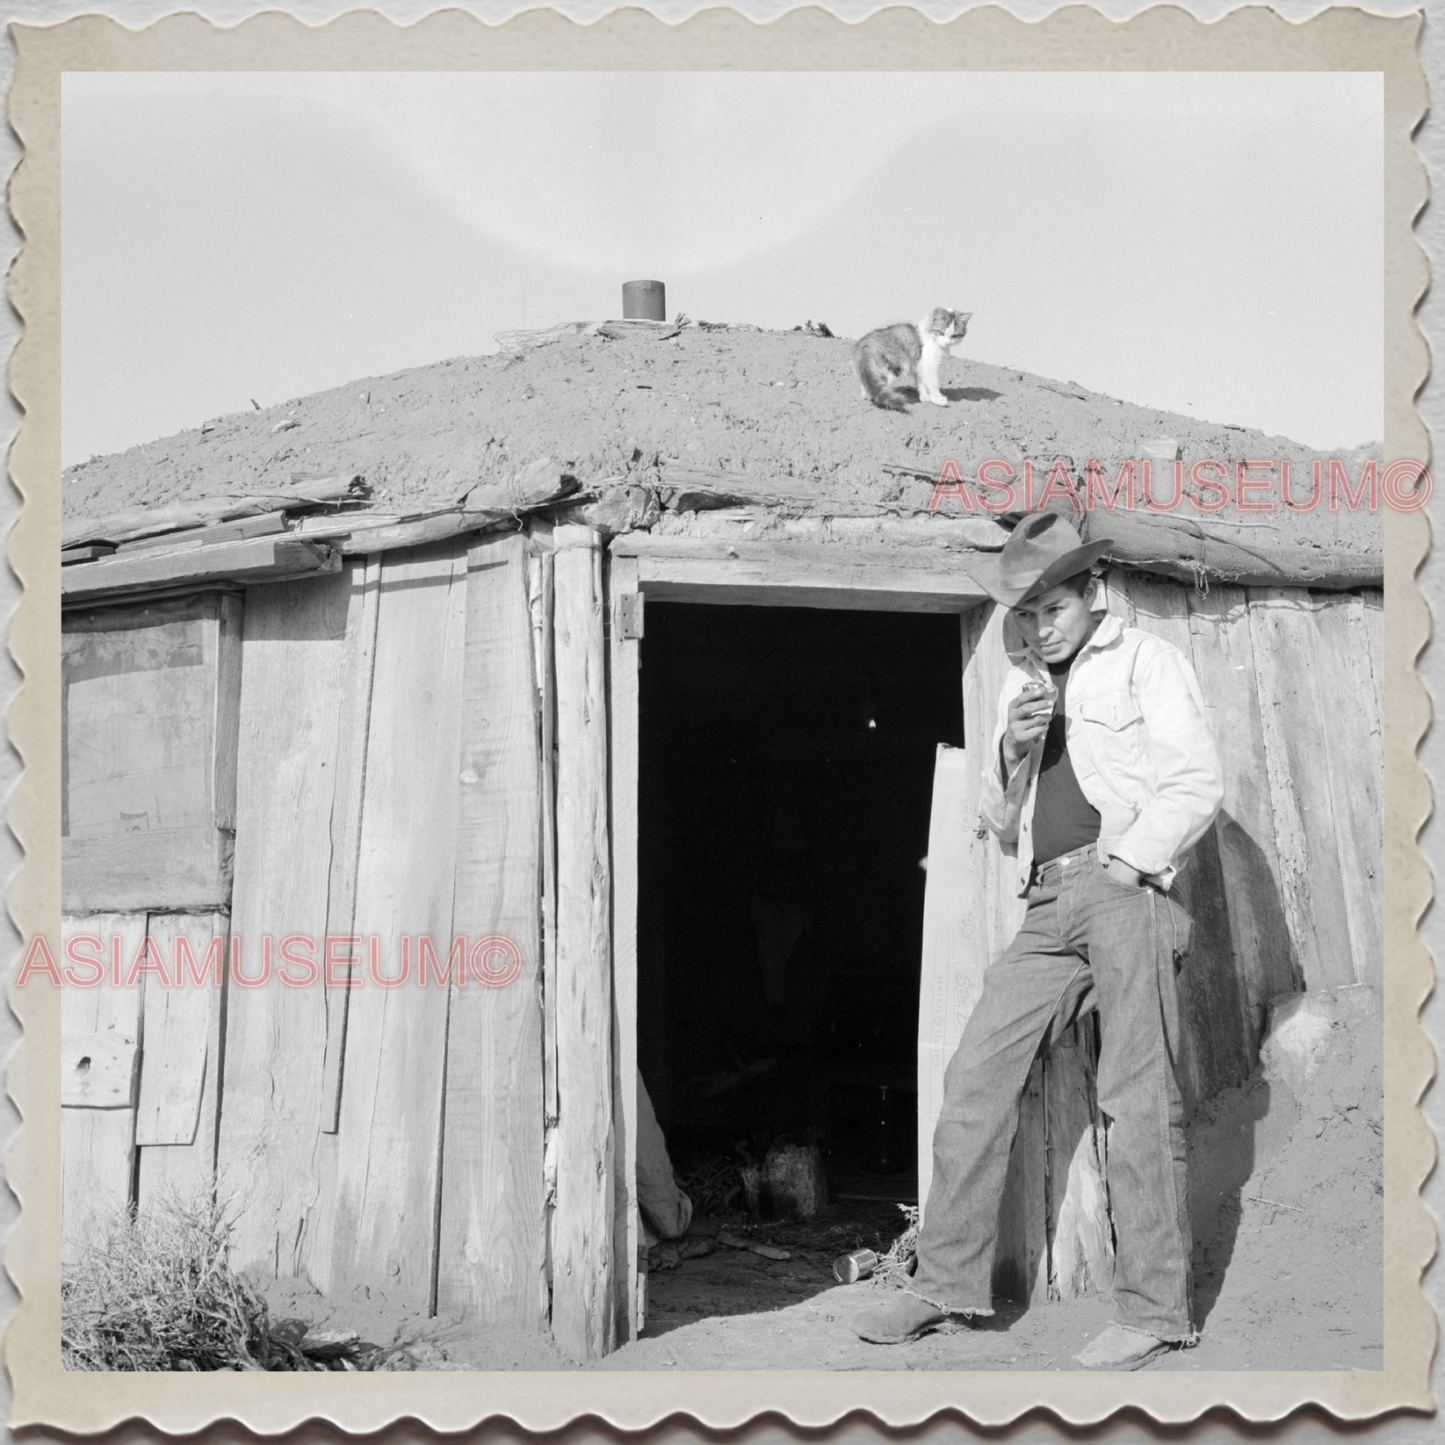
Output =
[{"x1": 908, "y1": 844, "x2": 1197, "y2": 1341}]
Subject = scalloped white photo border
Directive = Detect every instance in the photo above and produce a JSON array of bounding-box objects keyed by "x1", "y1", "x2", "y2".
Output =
[{"x1": 3, "y1": 5, "x2": 1432, "y2": 1433}]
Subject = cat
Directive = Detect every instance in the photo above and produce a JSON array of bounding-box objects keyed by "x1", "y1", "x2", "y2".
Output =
[{"x1": 852, "y1": 308, "x2": 972, "y2": 412}]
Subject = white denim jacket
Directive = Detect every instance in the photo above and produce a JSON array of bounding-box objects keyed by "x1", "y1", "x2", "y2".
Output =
[{"x1": 979, "y1": 610, "x2": 1225, "y2": 896}]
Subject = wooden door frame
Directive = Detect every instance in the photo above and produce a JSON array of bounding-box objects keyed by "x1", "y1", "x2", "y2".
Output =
[{"x1": 605, "y1": 534, "x2": 990, "y2": 1343}]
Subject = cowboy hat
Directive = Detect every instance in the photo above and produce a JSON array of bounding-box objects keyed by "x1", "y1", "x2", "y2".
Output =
[{"x1": 985, "y1": 512, "x2": 1114, "y2": 609}]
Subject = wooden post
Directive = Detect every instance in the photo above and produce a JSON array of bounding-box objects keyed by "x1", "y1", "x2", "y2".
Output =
[
  {"x1": 551, "y1": 526, "x2": 615, "y2": 1361},
  {"x1": 531, "y1": 545, "x2": 560, "y2": 1131},
  {"x1": 608, "y1": 552, "x2": 641, "y2": 1342},
  {"x1": 434, "y1": 533, "x2": 547, "y2": 1330}
]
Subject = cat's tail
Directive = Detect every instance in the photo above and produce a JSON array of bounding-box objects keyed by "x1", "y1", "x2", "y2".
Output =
[{"x1": 852, "y1": 343, "x2": 910, "y2": 412}]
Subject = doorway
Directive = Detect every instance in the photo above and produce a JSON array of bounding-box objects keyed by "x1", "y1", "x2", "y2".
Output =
[{"x1": 635, "y1": 601, "x2": 964, "y2": 1221}]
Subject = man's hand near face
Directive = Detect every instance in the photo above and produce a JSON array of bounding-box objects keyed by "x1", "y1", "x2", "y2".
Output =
[{"x1": 1001, "y1": 687, "x2": 1053, "y2": 771}]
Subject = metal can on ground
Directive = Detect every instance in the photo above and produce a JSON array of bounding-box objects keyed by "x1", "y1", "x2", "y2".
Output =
[{"x1": 833, "y1": 1248, "x2": 879, "y2": 1284}]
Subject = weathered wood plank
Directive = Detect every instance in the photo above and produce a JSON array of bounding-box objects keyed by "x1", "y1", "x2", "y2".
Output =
[
  {"x1": 1044, "y1": 1021, "x2": 1113, "y2": 1301},
  {"x1": 532, "y1": 548, "x2": 560, "y2": 1131},
  {"x1": 1248, "y1": 588, "x2": 1357, "y2": 990},
  {"x1": 1124, "y1": 575, "x2": 1241, "y2": 1110},
  {"x1": 136, "y1": 913, "x2": 230, "y2": 1205},
  {"x1": 435, "y1": 534, "x2": 547, "y2": 1330},
  {"x1": 62, "y1": 474, "x2": 363, "y2": 549},
  {"x1": 1361, "y1": 588, "x2": 1384, "y2": 730},
  {"x1": 61, "y1": 536, "x2": 340, "y2": 600},
  {"x1": 319, "y1": 558, "x2": 382, "y2": 1133},
  {"x1": 320, "y1": 541, "x2": 468, "y2": 1310},
  {"x1": 61, "y1": 543, "x2": 116, "y2": 564},
  {"x1": 551, "y1": 526, "x2": 616, "y2": 1361},
  {"x1": 993, "y1": 1058, "x2": 1048, "y2": 1304},
  {"x1": 960, "y1": 602, "x2": 1028, "y2": 962},
  {"x1": 210, "y1": 595, "x2": 244, "y2": 835},
  {"x1": 60, "y1": 1033, "x2": 138, "y2": 1108},
  {"x1": 611, "y1": 516, "x2": 1010, "y2": 554},
  {"x1": 1101, "y1": 569, "x2": 1135, "y2": 627},
  {"x1": 217, "y1": 571, "x2": 352, "y2": 1280},
  {"x1": 1089, "y1": 506, "x2": 1381, "y2": 591},
  {"x1": 114, "y1": 511, "x2": 289, "y2": 554},
  {"x1": 60, "y1": 594, "x2": 222, "y2": 634},
  {"x1": 634, "y1": 543, "x2": 991, "y2": 613},
  {"x1": 134, "y1": 916, "x2": 217, "y2": 1143},
  {"x1": 62, "y1": 594, "x2": 239, "y2": 913},
  {"x1": 62, "y1": 827, "x2": 232, "y2": 915},
  {"x1": 608, "y1": 554, "x2": 642, "y2": 1342},
  {"x1": 333, "y1": 511, "x2": 491, "y2": 555},
  {"x1": 915, "y1": 742, "x2": 988, "y2": 1218},
  {"x1": 61, "y1": 913, "x2": 147, "y2": 1265},
  {"x1": 1184, "y1": 586, "x2": 1299, "y2": 1050},
  {"x1": 1311, "y1": 592, "x2": 1385, "y2": 989}
]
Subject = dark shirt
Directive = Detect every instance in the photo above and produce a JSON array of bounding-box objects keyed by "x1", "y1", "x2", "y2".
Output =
[{"x1": 1031, "y1": 661, "x2": 1102, "y2": 866}]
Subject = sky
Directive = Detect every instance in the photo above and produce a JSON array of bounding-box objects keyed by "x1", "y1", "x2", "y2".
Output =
[{"x1": 60, "y1": 71, "x2": 1383, "y2": 466}]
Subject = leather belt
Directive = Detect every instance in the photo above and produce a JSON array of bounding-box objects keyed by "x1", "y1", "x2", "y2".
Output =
[{"x1": 1032, "y1": 841, "x2": 1099, "y2": 885}]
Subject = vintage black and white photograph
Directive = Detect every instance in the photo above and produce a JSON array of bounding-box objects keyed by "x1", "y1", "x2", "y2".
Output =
[{"x1": 42, "y1": 54, "x2": 1399, "y2": 1395}]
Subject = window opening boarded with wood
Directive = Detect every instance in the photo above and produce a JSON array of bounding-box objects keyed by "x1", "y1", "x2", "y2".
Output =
[{"x1": 62, "y1": 593, "x2": 241, "y2": 913}]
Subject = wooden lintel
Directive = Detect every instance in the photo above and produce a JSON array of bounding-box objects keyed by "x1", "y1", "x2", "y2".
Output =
[
  {"x1": 61, "y1": 537, "x2": 339, "y2": 601},
  {"x1": 114, "y1": 510, "x2": 289, "y2": 554},
  {"x1": 627, "y1": 540, "x2": 993, "y2": 612}
]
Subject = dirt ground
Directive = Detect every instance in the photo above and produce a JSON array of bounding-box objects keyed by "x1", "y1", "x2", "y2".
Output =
[
  {"x1": 63, "y1": 321, "x2": 1380, "y2": 565},
  {"x1": 260, "y1": 994, "x2": 1381, "y2": 1374}
]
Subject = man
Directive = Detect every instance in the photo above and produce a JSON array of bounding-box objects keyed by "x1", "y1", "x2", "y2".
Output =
[{"x1": 855, "y1": 512, "x2": 1224, "y2": 1370}]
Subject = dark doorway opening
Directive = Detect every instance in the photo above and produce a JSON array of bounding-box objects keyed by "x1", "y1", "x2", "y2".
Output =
[{"x1": 636, "y1": 601, "x2": 964, "y2": 1224}]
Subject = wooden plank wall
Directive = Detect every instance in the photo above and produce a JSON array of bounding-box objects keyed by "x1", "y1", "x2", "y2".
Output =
[
  {"x1": 61, "y1": 537, "x2": 582, "y2": 1346},
  {"x1": 1112, "y1": 575, "x2": 1385, "y2": 1095},
  {"x1": 435, "y1": 533, "x2": 547, "y2": 1329},
  {"x1": 551, "y1": 526, "x2": 616, "y2": 1362},
  {"x1": 1114, "y1": 577, "x2": 1243, "y2": 1114},
  {"x1": 61, "y1": 911, "x2": 229, "y2": 1249},
  {"x1": 217, "y1": 568, "x2": 355, "y2": 1281},
  {"x1": 320, "y1": 542, "x2": 468, "y2": 1308},
  {"x1": 206, "y1": 540, "x2": 553, "y2": 1327}
]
